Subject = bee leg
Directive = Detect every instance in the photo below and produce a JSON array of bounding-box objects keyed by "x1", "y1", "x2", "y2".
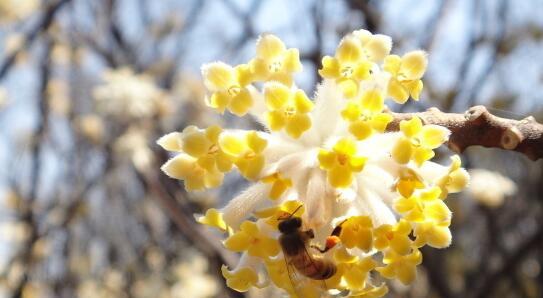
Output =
[
  {"x1": 312, "y1": 220, "x2": 348, "y2": 253},
  {"x1": 303, "y1": 229, "x2": 315, "y2": 239}
]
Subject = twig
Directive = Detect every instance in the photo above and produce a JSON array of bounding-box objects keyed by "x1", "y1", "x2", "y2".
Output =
[
  {"x1": 386, "y1": 106, "x2": 543, "y2": 161},
  {"x1": 0, "y1": 0, "x2": 70, "y2": 81}
]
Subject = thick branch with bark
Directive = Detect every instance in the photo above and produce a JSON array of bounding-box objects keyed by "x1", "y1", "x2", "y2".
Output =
[{"x1": 386, "y1": 105, "x2": 543, "y2": 161}]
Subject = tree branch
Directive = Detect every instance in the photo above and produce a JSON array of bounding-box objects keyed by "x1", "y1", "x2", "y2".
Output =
[{"x1": 386, "y1": 105, "x2": 543, "y2": 161}]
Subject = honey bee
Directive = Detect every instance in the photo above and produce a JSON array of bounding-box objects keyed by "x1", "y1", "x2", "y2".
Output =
[{"x1": 278, "y1": 206, "x2": 345, "y2": 281}]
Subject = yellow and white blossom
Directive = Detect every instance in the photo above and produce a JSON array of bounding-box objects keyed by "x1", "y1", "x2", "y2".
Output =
[{"x1": 159, "y1": 30, "x2": 469, "y2": 298}]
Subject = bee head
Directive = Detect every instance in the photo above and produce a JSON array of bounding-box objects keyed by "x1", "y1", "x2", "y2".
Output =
[{"x1": 278, "y1": 217, "x2": 302, "y2": 234}]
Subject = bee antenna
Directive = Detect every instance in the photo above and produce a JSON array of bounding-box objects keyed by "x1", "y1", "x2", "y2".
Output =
[
  {"x1": 277, "y1": 204, "x2": 304, "y2": 220},
  {"x1": 288, "y1": 205, "x2": 303, "y2": 218}
]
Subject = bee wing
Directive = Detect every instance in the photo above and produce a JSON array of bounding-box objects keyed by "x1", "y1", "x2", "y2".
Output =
[
  {"x1": 301, "y1": 245, "x2": 329, "y2": 291},
  {"x1": 281, "y1": 250, "x2": 304, "y2": 296}
]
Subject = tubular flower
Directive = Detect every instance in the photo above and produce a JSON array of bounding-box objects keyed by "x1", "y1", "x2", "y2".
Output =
[
  {"x1": 339, "y1": 216, "x2": 374, "y2": 251},
  {"x1": 384, "y1": 50, "x2": 428, "y2": 103},
  {"x1": 391, "y1": 116, "x2": 450, "y2": 166},
  {"x1": 263, "y1": 82, "x2": 314, "y2": 138},
  {"x1": 221, "y1": 266, "x2": 260, "y2": 292},
  {"x1": 158, "y1": 30, "x2": 470, "y2": 298},
  {"x1": 377, "y1": 248, "x2": 422, "y2": 285},
  {"x1": 319, "y1": 36, "x2": 373, "y2": 98},
  {"x1": 202, "y1": 62, "x2": 253, "y2": 116},
  {"x1": 196, "y1": 208, "x2": 228, "y2": 232},
  {"x1": 249, "y1": 34, "x2": 302, "y2": 86},
  {"x1": 219, "y1": 131, "x2": 267, "y2": 180},
  {"x1": 223, "y1": 221, "x2": 280, "y2": 258},
  {"x1": 254, "y1": 200, "x2": 304, "y2": 229},
  {"x1": 158, "y1": 125, "x2": 232, "y2": 190},
  {"x1": 261, "y1": 172, "x2": 292, "y2": 200},
  {"x1": 318, "y1": 138, "x2": 367, "y2": 188},
  {"x1": 373, "y1": 220, "x2": 413, "y2": 255},
  {"x1": 341, "y1": 89, "x2": 393, "y2": 140}
]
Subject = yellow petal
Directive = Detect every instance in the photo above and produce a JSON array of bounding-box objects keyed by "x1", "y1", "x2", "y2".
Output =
[
  {"x1": 341, "y1": 101, "x2": 362, "y2": 122},
  {"x1": 338, "y1": 78, "x2": 358, "y2": 99},
  {"x1": 202, "y1": 62, "x2": 236, "y2": 90},
  {"x1": 285, "y1": 113, "x2": 311, "y2": 138},
  {"x1": 266, "y1": 110, "x2": 287, "y2": 131},
  {"x1": 420, "y1": 125, "x2": 449, "y2": 149},
  {"x1": 264, "y1": 83, "x2": 290, "y2": 110},
  {"x1": 447, "y1": 168, "x2": 470, "y2": 193},
  {"x1": 396, "y1": 263, "x2": 417, "y2": 285},
  {"x1": 365, "y1": 34, "x2": 392, "y2": 62},
  {"x1": 413, "y1": 147, "x2": 435, "y2": 166},
  {"x1": 352, "y1": 60, "x2": 373, "y2": 81},
  {"x1": 333, "y1": 138, "x2": 357, "y2": 156},
  {"x1": 282, "y1": 48, "x2": 302, "y2": 72},
  {"x1": 336, "y1": 37, "x2": 362, "y2": 63},
  {"x1": 405, "y1": 79, "x2": 424, "y2": 100},
  {"x1": 318, "y1": 150, "x2": 336, "y2": 170},
  {"x1": 293, "y1": 89, "x2": 313, "y2": 113},
  {"x1": 319, "y1": 56, "x2": 340, "y2": 78},
  {"x1": 204, "y1": 169, "x2": 224, "y2": 188},
  {"x1": 246, "y1": 131, "x2": 267, "y2": 153},
  {"x1": 383, "y1": 55, "x2": 401, "y2": 75},
  {"x1": 235, "y1": 64, "x2": 253, "y2": 87},
  {"x1": 390, "y1": 235, "x2": 411, "y2": 255},
  {"x1": 256, "y1": 34, "x2": 286, "y2": 60},
  {"x1": 400, "y1": 50, "x2": 427, "y2": 80},
  {"x1": 228, "y1": 88, "x2": 253, "y2": 116},
  {"x1": 161, "y1": 154, "x2": 196, "y2": 180},
  {"x1": 350, "y1": 120, "x2": 372, "y2": 140},
  {"x1": 391, "y1": 137, "x2": 412, "y2": 164},
  {"x1": 360, "y1": 89, "x2": 384, "y2": 113},
  {"x1": 387, "y1": 78, "x2": 409, "y2": 104},
  {"x1": 157, "y1": 132, "x2": 182, "y2": 152},
  {"x1": 370, "y1": 113, "x2": 393, "y2": 132},
  {"x1": 216, "y1": 150, "x2": 234, "y2": 172},
  {"x1": 249, "y1": 58, "x2": 269, "y2": 81},
  {"x1": 197, "y1": 208, "x2": 227, "y2": 231},
  {"x1": 329, "y1": 165, "x2": 353, "y2": 188},
  {"x1": 219, "y1": 134, "x2": 246, "y2": 157},
  {"x1": 182, "y1": 127, "x2": 210, "y2": 157},
  {"x1": 237, "y1": 155, "x2": 265, "y2": 180},
  {"x1": 349, "y1": 155, "x2": 367, "y2": 172},
  {"x1": 400, "y1": 116, "x2": 423, "y2": 138},
  {"x1": 208, "y1": 91, "x2": 230, "y2": 113}
]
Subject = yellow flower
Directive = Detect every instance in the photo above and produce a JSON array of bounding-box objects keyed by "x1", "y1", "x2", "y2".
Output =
[
  {"x1": 435, "y1": 155, "x2": 470, "y2": 199},
  {"x1": 249, "y1": 34, "x2": 302, "y2": 86},
  {"x1": 319, "y1": 37, "x2": 373, "y2": 98},
  {"x1": 394, "y1": 167, "x2": 425, "y2": 198},
  {"x1": 261, "y1": 172, "x2": 292, "y2": 200},
  {"x1": 384, "y1": 50, "x2": 427, "y2": 103},
  {"x1": 376, "y1": 248, "x2": 422, "y2": 285},
  {"x1": 373, "y1": 220, "x2": 412, "y2": 255},
  {"x1": 223, "y1": 221, "x2": 280, "y2": 258},
  {"x1": 263, "y1": 83, "x2": 314, "y2": 138},
  {"x1": 202, "y1": 62, "x2": 253, "y2": 116},
  {"x1": 221, "y1": 266, "x2": 259, "y2": 292},
  {"x1": 219, "y1": 131, "x2": 267, "y2": 180},
  {"x1": 341, "y1": 90, "x2": 393, "y2": 140},
  {"x1": 339, "y1": 216, "x2": 373, "y2": 252},
  {"x1": 196, "y1": 208, "x2": 228, "y2": 232},
  {"x1": 160, "y1": 153, "x2": 223, "y2": 191},
  {"x1": 352, "y1": 29, "x2": 392, "y2": 63},
  {"x1": 254, "y1": 200, "x2": 304, "y2": 229},
  {"x1": 318, "y1": 138, "x2": 367, "y2": 188},
  {"x1": 413, "y1": 222, "x2": 452, "y2": 249},
  {"x1": 394, "y1": 187, "x2": 445, "y2": 223},
  {"x1": 158, "y1": 125, "x2": 233, "y2": 190},
  {"x1": 341, "y1": 257, "x2": 378, "y2": 291},
  {"x1": 391, "y1": 116, "x2": 449, "y2": 166},
  {"x1": 349, "y1": 284, "x2": 389, "y2": 298}
]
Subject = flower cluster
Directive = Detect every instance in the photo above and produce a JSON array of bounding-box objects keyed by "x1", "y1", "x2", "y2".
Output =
[
  {"x1": 159, "y1": 30, "x2": 469, "y2": 297},
  {"x1": 93, "y1": 67, "x2": 170, "y2": 119}
]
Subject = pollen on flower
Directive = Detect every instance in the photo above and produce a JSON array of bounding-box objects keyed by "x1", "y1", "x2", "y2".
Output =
[{"x1": 158, "y1": 29, "x2": 470, "y2": 298}]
